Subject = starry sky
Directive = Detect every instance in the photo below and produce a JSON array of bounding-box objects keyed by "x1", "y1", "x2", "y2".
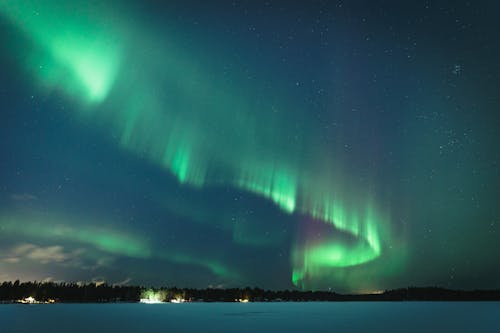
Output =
[{"x1": 0, "y1": 1, "x2": 499, "y2": 292}]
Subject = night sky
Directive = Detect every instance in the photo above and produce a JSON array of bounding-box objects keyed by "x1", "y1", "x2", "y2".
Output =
[{"x1": 1, "y1": 1, "x2": 499, "y2": 293}]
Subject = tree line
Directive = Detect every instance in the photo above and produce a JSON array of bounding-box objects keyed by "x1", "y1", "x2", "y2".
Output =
[{"x1": 1, "y1": 281, "x2": 499, "y2": 302}]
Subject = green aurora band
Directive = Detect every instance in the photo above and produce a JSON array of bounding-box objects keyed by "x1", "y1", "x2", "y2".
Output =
[
  {"x1": 0, "y1": 214, "x2": 151, "y2": 259},
  {"x1": 0, "y1": 1, "x2": 393, "y2": 289},
  {"x1": 0, "y1": 212, "x2": 238, "y2": 281},
  {"x1": 0, "y1": 1, "x2": 121, "y2": 104}
]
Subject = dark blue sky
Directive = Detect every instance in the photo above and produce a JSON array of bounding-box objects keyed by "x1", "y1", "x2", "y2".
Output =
[{"x1": 0, "y1": 1, "x2": 499, "y2": 292}]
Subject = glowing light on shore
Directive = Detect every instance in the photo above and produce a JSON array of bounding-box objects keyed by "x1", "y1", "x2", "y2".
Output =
[
  {"x1": 139, "y1": 298, "x2": 163, "y2": 304},
  {"x1": 16, "y1": 296, "x2": 55, "y2": 304},
  {"x1": 140, "y1": 289, "x2": 166, "y2": 304},
  {"x1": 170, "y1": 297, "x2": 186, "y2": 303},
  {"x1": 20, "y1": 296, "x2": 36, "y2": 304}
]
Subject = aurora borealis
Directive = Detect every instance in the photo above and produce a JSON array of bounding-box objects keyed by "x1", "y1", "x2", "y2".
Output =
[{"x1": 1, "y1": 1, "x2": 499, "y2": 292}]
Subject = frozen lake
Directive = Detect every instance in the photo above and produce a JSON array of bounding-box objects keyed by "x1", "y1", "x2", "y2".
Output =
[{"x1": 1, "y1": 302, "x2": 499, "y2": 333}]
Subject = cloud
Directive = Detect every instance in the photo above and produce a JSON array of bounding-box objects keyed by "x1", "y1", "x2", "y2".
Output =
[
  {"x1": 3, "y1": 257, "x2": 20, "y2": 263},
  {"x1": 113, "y1": 277, "x2": 132, "y2": 286},
  {"x1": 13, "y1": 244, "x2": 68, "y2": 263},
  {"x1": 91, "y1": 277, "x2": 106, "y2": 286},
  {"x1": 207, "y1": 283, "x2": 225, "y2": 289},
  {"x1": 2, "y1": 243, "x2": 81, "y2": 264},
  {"x1": 94, "y1": 257, "x2": 114, "y2": 268},
  {"x1": 10, "y1": 193, "x2": 38, "y2": 201},
  {"x1": 39, "y1": 277, "x2": 65, "y2": 283}
]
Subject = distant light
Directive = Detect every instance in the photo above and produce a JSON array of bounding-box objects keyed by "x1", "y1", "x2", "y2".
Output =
[
  {"x1": 368, "y1": 290, "x2": 384, "y2": 295},
  {"x1": 170, "y1": 297, "x2": 185, "y2": 303},
  {"x1": 18, "y1": 296, "x2": 38, "y2": 304},
  {"x1": 140, "y1": 289, "x2": 166, "y2": 304},
  {"x1": 237, "y1": 298, "x2": 249, "y2": 303},
  {"x1": 139, "y1": 298, "x2": 163, "y2": 304}
]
